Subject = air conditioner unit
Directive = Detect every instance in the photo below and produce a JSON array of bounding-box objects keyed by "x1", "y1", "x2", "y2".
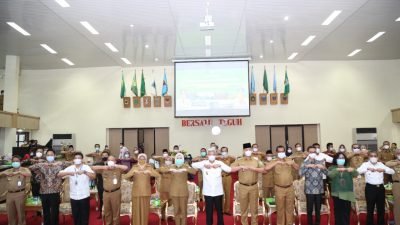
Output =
[
  {"x1": 52, "y1": 134, "x2": 75, "y2": 154},
  {"x1": 353, "y1": 128, "x2": 377, "y2": 151}
]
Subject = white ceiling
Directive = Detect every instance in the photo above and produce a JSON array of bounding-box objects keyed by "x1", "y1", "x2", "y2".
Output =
[{"x1": 0, "y1": 0, "x2": 399, "y2": 69}]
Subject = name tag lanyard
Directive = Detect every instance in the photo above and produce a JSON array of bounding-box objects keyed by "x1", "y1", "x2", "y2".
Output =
[{"x1": 74, "y1": 167, "x2": 82, "y2": 186}]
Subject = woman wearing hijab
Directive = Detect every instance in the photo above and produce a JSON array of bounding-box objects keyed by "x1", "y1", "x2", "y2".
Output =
[
  {"x1": 124, "y1": 153, "x2": 160, "y2": 225},
  {"x1": 161, "y1": 153, "x2": 197, "y2": 225}
]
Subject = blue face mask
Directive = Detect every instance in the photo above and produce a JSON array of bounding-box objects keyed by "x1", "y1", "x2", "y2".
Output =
[
  {"x1": 12, "y1": 162, "x2": 21, "y2": 168},
  {"x1": 175, "y1": 159, "x2": 184, "y2": 166},
  {"x1": 337, "y1": 159, "x2": 346, "y2": 166},
  {"x1": 46, "y1": 156, "x2": 55, "y2": 162}
]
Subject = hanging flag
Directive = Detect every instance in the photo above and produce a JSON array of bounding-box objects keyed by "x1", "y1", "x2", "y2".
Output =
[
  {"x1": 140, "y1": 69, "x2": 146, "y2": 97},
  {"x1": 273, "y1": 65, "x2": 277, "y2": 93},
  {"x1": 131, "y1": 70, "x2": 138, "y2": 96},
  {"x1": 161, "y1": 69, "x2": 168, "y2": 96},
  {"x1": 152, "y1": 79, "x2": 157, "y2": 96},
  {"x1": 250, "y1": 66, "x2": 255, "y2": 94},
  {"x1": 284, "y1": 66, "x2": 290, "y2": 96},
  {"x1": 120, "y1": 71, "x2": 126, "y2": 98},
  {"x1": 262, "y1": 66, "x2": 269, "y2": 93}
]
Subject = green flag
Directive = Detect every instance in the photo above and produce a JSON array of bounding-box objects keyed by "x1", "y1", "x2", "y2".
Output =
[
  {"x1": 131, "y1": 70, "x2": 138, "y2": 96},
  {"x1": 140, "y1": 69, "x2": 146, "y2": 97},
  {"x1": 263, "y1": 66, "x2": 269, "y2": 93},
  {"x1": 284, "y1": 67, "x2": 290, "y2": 96},
  {"x1": 120, "y1": 71, "x2": 126, "y2": 98}
]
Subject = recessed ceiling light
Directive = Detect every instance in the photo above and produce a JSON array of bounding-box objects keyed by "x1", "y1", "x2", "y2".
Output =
[
  {"x1": 80, "y1": 21, "x2": 99, "y2": 35},
  {"x1": 366, "y1": 31, "x2": 385, "y2": 43},
  {"x1": 154, "y1": 58, "x2": 159, "y2": 62},
  {"x1": 287, "y1": 52, "x2": 298, "y2": 60},
  {"x1": 6, "y1": 22, "x2": 31, "y2": 36},
  {"x1": 54, "y1": 0, "x2": 70, "y2": 7},
  {"x1": 284, "y1": 16, "x2": 289, "y2": 21},
  {"x1": 121, "y1": 58, "x2": 131, "y2": 65},
  {"x1": 259, "y1": 55, "x2": 264, "y2": 59},
  {"x1": 144, "y1": 44, "x2": 149, "y2": 49},
  {"x1": 301, "y1": 35, "x2": 316, "y2": 46},
  {"x1": 205, "y1": 49, "x2": 211, "y2": 57},
  {"x1": 347, "y1": 49, "x2": 362, "y2": 57},
  {"x1": 396, "y1": 17, "x2": 400, "y2": 22},
  {"x1": 205, "y1": 35, "x2": 211, "y2": 46},
  {"x1": 40, "y1": 44, "x2": 57, "y2": 54},
  {"x1": 269, "y1": 40, "x2": 274, "y2": 44},
  {"x1": 130, "y1": 24, "x2": 134, "y2": 27},
  {"x1": 322, "y1": 10, "x2": 342, "y2": 25},
  {"x1": 104, "y1": 42, "x2": 119, "y2": 52},
  {"x1": 61, "y1": 58, "x2": 74, "y2": 66}
]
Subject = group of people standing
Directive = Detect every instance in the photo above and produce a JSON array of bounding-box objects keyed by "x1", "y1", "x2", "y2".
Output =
[{"x1": 1, "y1": 140, "x2": 399, "y2": 225}]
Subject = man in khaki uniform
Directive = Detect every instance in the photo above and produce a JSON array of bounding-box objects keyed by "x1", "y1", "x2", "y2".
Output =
[
  {"x1": 265, "y1": 145, "x2": 299, "y2": 225},
  {"x1": 386, "y1": 149, "x2": 400, "y2": 225},
  {"x1": 124, "y1": 153, "x2": 160, "y2": 225},
  {"x1": 161, "y1": 153, "x2": 197, "y2": 225},
  {"x1": 218, "y1": 146, "x2": 236, "y2": 215},
  {"x1": 156, "y1": 155, "x2": 173, "y2": 220},
  {"x1": 262, "y1": 150, "x2": 275, "y2": 199},
  {"x1": 379, "y1": 141, "x2": 395, "y2": 163},
  {"x1": 346, "y1": 144, "x2": 368, "y2": 169},
  {"x1": 0, "y1": 155, "x2": 31, "y2": 225},
  {"x1": 251, "y1": 143, "x2": 265, "y2": 161},
  {"x1": 231, "y1": 143, "x2": 265, "y2": 225},
  {"x1": 92, "y1": 156, "x2": 128, "y2": 225},
  {"x1": 290, "y1": 143, "x2": 306, "y2": 180}
]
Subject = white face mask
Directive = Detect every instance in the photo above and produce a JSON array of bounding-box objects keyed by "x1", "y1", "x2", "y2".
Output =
[
  {"x1": 296, "y1": 147, "x2": 302, "y2": 151},
  {"x1": 95, "y1": 147, "x2": 100, "y2": 151},
  {"x1": 329, "y1": 147, "x2": 334, "y2": 151},
  {"x1": 134, "y1": 150, "x2": 139, "y2": 154},
  {"x1": 339, "y1": 148, "x2": 345, "y2": 152},
  {"x1": 165, "y1": 160, "x2": 172, "y2": 166},
  {"x1": 208, "y1": 155, "x2": 216, "y2": 162},
  {"x1": 370, "y1": 157, "x2": 378, "y2": 164},
  {"x1": 120, "y1": 146, "x2": 123, "y2": 149},
  {"x1": 266, "y1": 156, "x2": 272, "y2": 161},
  {"x1": 163, "y1": 153, "x2": 169, "y2": 158},
  {"x1": 36, "y1": 152, "x2": 43, "y2": 158},
  {"x1": 253, "y1": 148, "x2": 258, "y2": 152},
  {"x1": 316, "y1": 148, "x2": 321, "y2": 154},
  {"x1": 287, "y1": 149, "x2": 292, "y2": 153},
  {"x1": 107, "y1": 161, "x2": 115, "y2": 167},
  {"x1": 308, "y1": 153, "x2": 317, "y2": 159},
  {"x1": 353, "y1": 148, "x2": 360, "y2": 153},
  {"x1": 383, "y1": 145, "x2": 390, "y2": 150},
  {"x1": 124, "y1": 154, "x2": 130, "y2": 159},
  {"x1": 74, "y1": 159, "x2": 82, "y2": 165},
  {"x1": 221, "y1": 152, "x2": 228, "y2": 157},
  {"x1": 244, "y1": 150, "x2": 252, "y2": 157},
  {"x1": 277, "y1": 152, "x2": 286, "y2": 159}
]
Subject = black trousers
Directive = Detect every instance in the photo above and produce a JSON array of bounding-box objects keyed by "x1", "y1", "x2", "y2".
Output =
[
  {"x1": 97, "y1": 188, "x2": 104, "y2": 213},
  {"x1": 306, "y1": 194, "x2": 322, "y2": 225},
  {"x1": 333, "y1": 196, "x2": 351, "y2": 225},
  {"x1": 40, "y1": 193, "x2": 60, "y2": 225},
  {"x1": 70, "y1": 197, "x2": 90, "y2": 225},
  {"x1": 204, "y1": 195, "x2": 224, "y2": 225},
  {"x1": 365, "y1": 183, "x2": 385, "y2": 225}
]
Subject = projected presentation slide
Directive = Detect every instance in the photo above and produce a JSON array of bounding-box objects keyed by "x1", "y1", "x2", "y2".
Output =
[{"x1": 175, "y1": 60, "x2": 250, "y2": 117}]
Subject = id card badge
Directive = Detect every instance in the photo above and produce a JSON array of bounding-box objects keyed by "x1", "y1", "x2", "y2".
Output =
[
  {"x1": 17, "y1": 181, "x2": 22, "y2": 187},
  {"x1": 113, "y1": 178, "x2": 118, "y2": 185}
]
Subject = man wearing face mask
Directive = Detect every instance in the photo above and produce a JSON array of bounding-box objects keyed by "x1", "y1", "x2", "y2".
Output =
[
  {"x1": 251, "y1": 143, "x2": 265, "y2": 161},
  {"x1": 156, "y1": 154, "x2": 174, "y2": 220},
  {"x1": 124, "y1": 153, "x2": 160, "y2": 225},
  {"x1": 0, "y1": 155, "x2": 31, "y2": 225},
  {"x1": 379, "y1": 141, "x2": 395, "y2": 163},
  {"x1": 218, "y1": 146, "x2": 236, "y2": 215},
  {"x1": 152, "y1": 149, "x2": 170, "y2": 166},
  {"x1": 357, "y1": 151, "x2": 394, "y2": 225},
  {"x1": 86, "y1": 144, "x2": 102, "y2": 164},
  {"x1": 29, "y1": 149, "x2": 70, "y2": 225},
  {"x1": 265, "y1": 145, "x2": 299, "y2": 225},
  {"x1": 193, "y1": 148, "x2": 209, "y2": 202},
  {"x1": 58, "y1": 152, "x2": 96, "y2": 225},
  {"x1": 385, "y1": 149, "x2": 400, "y2": 225},
  {"x1": 91, "y1": 155, "x2": 128, "y2": 225},
  {"x1": 300, "y1": 146, "x2": 328, "y2": 225},
  {"x1": 262, "y1": 150, "x2": 275, "y2": 200},
  {"x1": 347, "y1": 144, "x2": 368, "y2": 169},
  {"x1": 231, "y1": 143, "x2": 265, "y2": 225},
  {"x1": 290, "y1": 143, "x2": 306, "y2": 180},
  {"x1": 325, "y1": 143, "x2": 336, "y2": 164},
  {"x1": 192, "y1": 148, "x2": 240, "y2": 225},
  {"x1": 162, "y1": 153, "x2": 197, "y2": 225},
  {"x1": 92, "y1": 150, "x2": 110, "y2": 218},
  {"x1": 338, "y1": 144, "x2": 347, "y2": 153},
  {"x1": 118, "y1": 143, "x2": 129, "y2": 160}
]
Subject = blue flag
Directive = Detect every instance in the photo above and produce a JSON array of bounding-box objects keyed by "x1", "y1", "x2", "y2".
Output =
[
  {"x1": 162, "y1": 69, "x2": 168, "y2": 96},
  {"x1": 250, "y1": 66, "x2": 255, "y2": 94},
  {"x1": 273, "y1": 65, "x2": 277, "y2": 93}
]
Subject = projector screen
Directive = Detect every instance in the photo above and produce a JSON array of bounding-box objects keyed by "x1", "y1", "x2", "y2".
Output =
[{"x1": 175, "y1": 60, "x2": 250, "y2": 117}]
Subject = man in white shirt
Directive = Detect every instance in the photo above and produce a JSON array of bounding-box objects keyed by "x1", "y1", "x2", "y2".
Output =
[
  {"x1": 357, "y1": 151, "x2": 394, "y2": 225},
  {"x1": 192, "y1": 148, "x2": 243, "y2": 225},
  {"x1": 58, "y1": 152, "x2": 96, "y2": 225}
]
